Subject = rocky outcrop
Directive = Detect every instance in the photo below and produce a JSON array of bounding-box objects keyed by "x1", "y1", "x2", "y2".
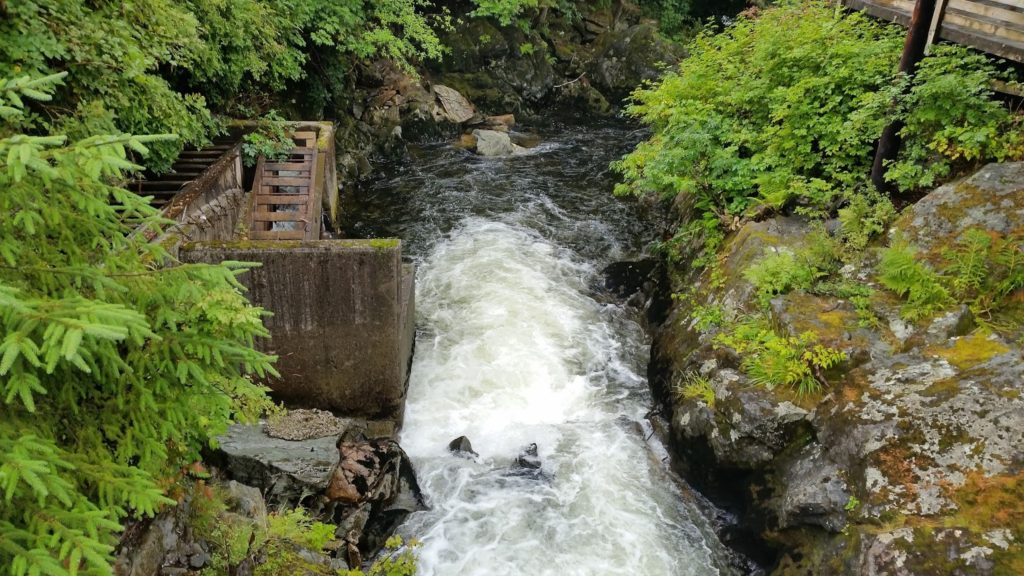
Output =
[
  {"x1": 652, "y1": 163, "x2": 1024, "y2": 573},
  {"x1": 205, "y1": 414, "x2": 424, "y2": 566},
  {"x1": 429, "y1": 4, "x2": 682, "y2": 117}
]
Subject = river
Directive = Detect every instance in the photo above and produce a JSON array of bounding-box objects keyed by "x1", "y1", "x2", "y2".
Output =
[{"x1": 342, "y1": 120, "x2": 739, "y2": 576}]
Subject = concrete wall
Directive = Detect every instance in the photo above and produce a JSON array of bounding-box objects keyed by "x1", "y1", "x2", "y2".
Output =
[{"x1": 181, "y1": 240, "x2": 415, "y2": 421}]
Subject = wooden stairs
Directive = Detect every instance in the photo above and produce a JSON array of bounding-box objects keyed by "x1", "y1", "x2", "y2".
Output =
[
  {"x1": 249, "y1": 131, "x2": 321, "y2": 241},
  {"x1": 127, "y1": 135, "x2": 240, "y2": 210}
]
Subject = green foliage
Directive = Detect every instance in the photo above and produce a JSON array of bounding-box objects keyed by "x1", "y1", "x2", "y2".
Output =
[
  {"x1": 877, "y1": 240, "x2": 952, "y2": 321},
  {"x1": 0, "y1": 75, "x2": 276, "y2": 576},
  {"x1": 196, "y1": 492, "x2": 341, "y2": 576},
  {"x1": 470, "y1": 0, "x2": 540, "y2": 26},
  {"x1": 715, "y1": 316, "x2": 846, "y2": 396},
  {"x1": 615, "y1": 1, "x2": 1021, "y2": 261},
  {"x1": 837, "y1": 190, "x2": 897, "y2": 255},
  {"x1": 745, "y1": 250, "x2": 826, "y2": 308},
  {"x1": 0, "y1": 0, "x2": 447, "y2": 172},
  {"x1": 943, "y1": 230, "x2": 1024, "y2": 327},
  {"x1": 255, "y1": 509, "x2": 339, "y2": 576},
  {"x1": 844, "y1": 495, "x2": 861, "y2": 512},
  {"x1": 879, "y1": 46, "x2": 1024, "y2": 191},
  {"x1": 242, "y1": 111, "x2": 294, "y2": 167},
  {"x1": 813, "y1": 279, "x2": 881, "y2": 328},
  {"x1": 691, "y1": 302, "x2": 725, "y2": 331},
  {"x1": 341, "y1": 536, "x2": 420, "y2": 576},
  {"x1": 673, "y1": 372, "x2": 715, "y2": 407}
]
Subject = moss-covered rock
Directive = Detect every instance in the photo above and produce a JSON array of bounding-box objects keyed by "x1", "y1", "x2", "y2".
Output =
[{"x1": 652, "y1": 163, "x2": 1024, "y2": 574}]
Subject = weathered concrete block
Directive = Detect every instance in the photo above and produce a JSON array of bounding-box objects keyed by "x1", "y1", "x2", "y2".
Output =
[{"x1": 181, "y1": 239, "x2": 415, "y2": 420}]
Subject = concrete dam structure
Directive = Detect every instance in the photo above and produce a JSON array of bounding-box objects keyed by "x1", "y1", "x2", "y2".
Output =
[{"x1": 142, "y1": 121, "x2": 415, "y2": 421}]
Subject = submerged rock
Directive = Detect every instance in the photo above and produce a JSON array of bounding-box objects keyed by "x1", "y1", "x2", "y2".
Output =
[
  {"x1": 448, "y1": 435, "x2": 479, "y2": 458},
  {"x1": 602, "y1": 258, "x2": 658, "y2": 299},
  {"x1": 513, "y1": 443, "x2": 542, "y2": 470}
]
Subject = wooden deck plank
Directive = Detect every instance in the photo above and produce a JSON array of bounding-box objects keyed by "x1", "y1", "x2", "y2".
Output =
[
  {"x1": 254, "y1": 194, "x2": 310, "y2": 205},
  {"x1": 262, "y1": 176, "x2": 313, "y2": 186},
  {"x1": 264, "y1": 162, "x2": 313, "y2": 171},
  {"x1": 843, "y1": 0, "x2": 1024, "y2": 61},
  {"x1": 253, "y1": 211, "x2": 308, "y2": 222}
]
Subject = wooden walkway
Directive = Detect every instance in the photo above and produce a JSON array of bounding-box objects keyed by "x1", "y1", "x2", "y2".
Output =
[
  {"x1": 844, "y1": 0, "x2": 1024, "y2": 63},
  {"x1": 249, "y1": 131, "x2": 321, "y2": 241}
]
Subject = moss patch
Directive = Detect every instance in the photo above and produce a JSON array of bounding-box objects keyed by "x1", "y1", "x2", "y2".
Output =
[{"x1": 926, "y1": 330, "x2": 1010, "y2": 370}]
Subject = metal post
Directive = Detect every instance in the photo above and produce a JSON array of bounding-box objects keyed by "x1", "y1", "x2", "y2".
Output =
[{"x1": 870, "y1": 0, "x2": 941, "y2": 192}]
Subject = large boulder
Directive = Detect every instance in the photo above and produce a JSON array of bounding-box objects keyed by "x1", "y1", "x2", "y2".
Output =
[
  {"x1": 470, "y1": 129, "x2": 523, "y2": 156},
  {"x1": 432, "y1": 84, "x2": 476, "y2": 124},
  {"x1": 207, "y1": 416, "x2": 424, "y2": 565}
]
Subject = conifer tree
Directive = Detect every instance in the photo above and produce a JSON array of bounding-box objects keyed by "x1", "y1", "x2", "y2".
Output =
[{"x1": 0, "y1": 73, "x2": 277, "y2": 576}]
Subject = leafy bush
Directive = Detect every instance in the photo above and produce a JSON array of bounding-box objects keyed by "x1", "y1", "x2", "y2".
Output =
[
  {"x1": 715, "y1": 316, "x2": 846, "y2": 396},
  {"x1": 0, "y1": 75, "x2": 276, "y2": 575},
  {"x1": 342, "y1": 536, "x2": 420, "y2": 576},
  {"x1": 0, "y1": 0, "x2": 448, "y2": 172},
  {"x1": 944, "y1": 230, "x2": 1024, "y2": 320},
  {"x1": 242, "y1": 111, "x2": 295, "y2": 167},
  {"x1": 615, "y1": 0, "x2": 1021, "y2": 258},
  {"x1": 879, "y1": 46, "x2": 1024, "y2": 191},
  {"x1": 837, "y1": 190, "x2": 897, "y2": 255},
  {"x1": 879, "y1": 230, "x2": 1024, "y2": 327},
  {"x1": 877, "y1": 239, "x2": 953, "y2": 321},
  {"x1": 744, "y1": 249, "x2": 830, "y2": 308},
  {"x1": 673, "y1": 372, "x2": 716, "y2": 407}
]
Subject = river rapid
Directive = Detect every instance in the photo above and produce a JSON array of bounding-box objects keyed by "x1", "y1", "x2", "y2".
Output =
[{"x1": 343, "y1": 120, "x2": 739, "y2": 576}]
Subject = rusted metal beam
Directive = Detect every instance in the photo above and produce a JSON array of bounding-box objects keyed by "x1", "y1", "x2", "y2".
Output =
[{"x1": 871, "y1": 0, "x2": 942, "y2": 192}]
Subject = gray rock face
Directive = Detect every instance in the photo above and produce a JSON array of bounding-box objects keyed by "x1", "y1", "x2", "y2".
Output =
[
  {"x1": 209, "y1": 422, "x2": 425, "y2": 567},
  {"x1": 585, "y1": 23, "x2": 682, "y2": 98},
  {"x1": 210, "y1": 422, "x2": 339, "y2": 507},
  {"x1": 898, "y1": 161, "x2": 1024, "y2": 255},
  {"x1": 654, "y1": 162, "x2": 1024, "y2": 573}
]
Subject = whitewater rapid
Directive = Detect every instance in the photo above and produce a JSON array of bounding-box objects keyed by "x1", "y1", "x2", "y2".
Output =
[{"x1": 344, "y1": 122, "x2": 737, "y2": 575}]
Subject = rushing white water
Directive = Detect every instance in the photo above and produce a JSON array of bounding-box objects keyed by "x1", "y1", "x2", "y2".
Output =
[{"x1": 346, "y1": 122, "x2": 738, "y2": 575}]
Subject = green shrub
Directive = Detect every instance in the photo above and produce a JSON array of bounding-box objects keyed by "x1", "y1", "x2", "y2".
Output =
[
  {"x1": 837, "y1": 189, "x2": 897, "y2": 255},
  {"x1": 715, "y1": 316, "x2": 846, "y2": 396},
  {"x1": 615, "y1": 0, "x2": 1021, "y2": 261},
  {"x1": 242, "y1": 111, "x2": 295, "y2": 167},
  {"x1": 745, "y1": 250, "x2": 825, "y2": 308},
  {"x1": 341, "y1": 536, "x2": 420, "y2": 576},
  {"x1": 877, "y1": 240, "x2": 952, "y2": 321},
  {"x1": 673, "y1": 372, "x2": 716, "y2": 407},
  {"x1": 0, "y1": 75, "x2": 276, "y2": 576},
  {"x1": 943, "y1": 230, "x2": 1024, "y2": 327}
]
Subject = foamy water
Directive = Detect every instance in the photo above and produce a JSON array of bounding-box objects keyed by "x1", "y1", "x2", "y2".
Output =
[{"x1": 344, "y1": 122, "x2": 737, "y2": 575}]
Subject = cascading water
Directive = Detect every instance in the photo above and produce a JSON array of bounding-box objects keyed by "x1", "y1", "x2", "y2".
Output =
[{"x1": 343, "y1": 121, "x2": 740, "y2": 575}]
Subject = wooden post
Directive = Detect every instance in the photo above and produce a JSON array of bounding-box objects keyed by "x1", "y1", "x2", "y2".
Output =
[{"x1": 870, "y1": 0, "x2": 940, "y2": 192}]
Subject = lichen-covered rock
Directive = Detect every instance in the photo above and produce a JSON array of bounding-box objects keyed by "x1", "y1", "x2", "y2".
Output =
[
  {"x1": 654, "y1": 163, "x2": 1024, "y2": 573},
  {"x1": 896, "y1": 161, "x2": 1024, "y2": 258}
]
